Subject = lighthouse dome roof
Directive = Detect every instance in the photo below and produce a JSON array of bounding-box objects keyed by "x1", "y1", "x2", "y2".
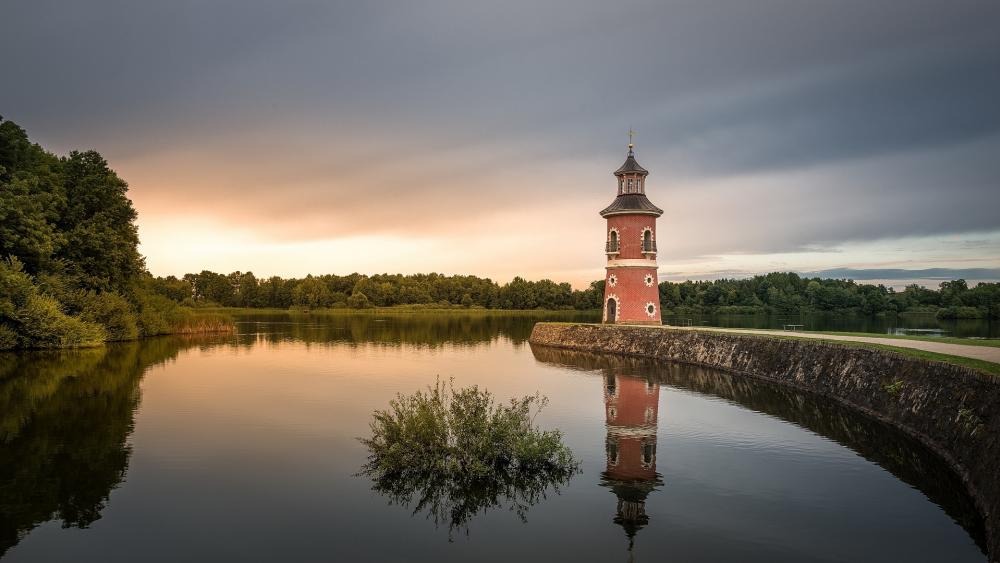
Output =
[
  {"x1": 613, "y1": 152, "x2": 649, "y2": 176},
  {"x1": 599, "y1": 193, "x2": 663, "y2": 217}
]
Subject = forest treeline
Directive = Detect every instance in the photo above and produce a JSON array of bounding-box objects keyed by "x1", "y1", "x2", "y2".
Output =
[
  {"x1": 151, "y1": 271, "x2": 606, "y2": 311},
  {"x1": 0, "y1": 116, "x2": 229, "y2": 349},
  {"x1": 658, "y1": 274, "x2": 999, "y2": 319},
  {"x1": 153, "y1": 270, "x2": 1000, "y2": 319}
]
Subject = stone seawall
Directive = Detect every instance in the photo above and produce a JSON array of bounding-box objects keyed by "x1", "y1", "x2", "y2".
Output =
[{"x1": 529, "y1": 322, "x2": 1000, "y2": 562}]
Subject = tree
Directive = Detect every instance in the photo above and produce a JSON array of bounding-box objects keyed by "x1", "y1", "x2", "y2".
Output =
[
  {"x1": 292, "y1": 276, "x2": 331, "y2": 309},
  {"x1": 189, "y1": 271, "x2": 234, "y2": 304},
  {"x1": 0, "y1": 175, "x2": 62, "y2": 273},
  {"x1": 347, "y1": 291, "x2": 372, "y2": 309},
  {"x1": 56, "y1": 151, "x2": 144, "y2": 292}
]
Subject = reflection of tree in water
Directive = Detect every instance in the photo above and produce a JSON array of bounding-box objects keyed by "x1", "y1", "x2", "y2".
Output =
[
  {"x1": 236, "y1": 311, "x2": 598, "y2": 349},
  {"x1": 361, "y1": 457, "x2": 578, "y2": 539},
  {"x1": 0, "y1": 337, "x2": 219, "y2": 556},
  {"x1": 530, "y1": 345, "x2": 988, "y2": 555}
]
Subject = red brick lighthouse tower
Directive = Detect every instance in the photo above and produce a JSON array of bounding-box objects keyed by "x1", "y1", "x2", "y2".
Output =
[{"x1": 601, "y1": 133, "x2": 664, "y2": 324}]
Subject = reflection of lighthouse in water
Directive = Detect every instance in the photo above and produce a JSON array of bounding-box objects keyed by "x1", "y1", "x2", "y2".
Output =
[{"x1": 601, "y1": 372, "x2": 663, "y2": 552}]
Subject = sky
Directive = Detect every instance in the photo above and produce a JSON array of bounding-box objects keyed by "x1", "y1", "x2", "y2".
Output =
[{"x1": 2, "y1": 0, "x2": 999, "y2": 288}]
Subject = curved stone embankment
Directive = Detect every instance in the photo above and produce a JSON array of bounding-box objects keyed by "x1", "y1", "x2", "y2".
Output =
[{"x1": 529, "y1": 322, "x2": 1000, "y2": 562}]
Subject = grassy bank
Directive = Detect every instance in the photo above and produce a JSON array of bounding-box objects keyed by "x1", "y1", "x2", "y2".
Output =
[
  {"x1": 765, "y1": 335, "x2": 1000, "y2": 377},
  {"x1": 663, "y1": 326, "x2": 1000, "y2": 348},
  {"x1": 0, "y1": 308, "x2": 235, "y2": 351},
  {"x1": 668, "y1": 326, "x2": 1000, "y2": 376},
  {"x1": 800, "y1": 331, "x2": 1000, "y2": 348}
]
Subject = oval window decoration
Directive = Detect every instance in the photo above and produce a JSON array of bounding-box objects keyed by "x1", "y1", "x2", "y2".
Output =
[
  {"x1": 608, "y1": 273, "x2": 618, "y2": 287},
  {"x1": 645, "y1": 302, "x2": 657, "y2": 318},
  {"x1": 644, "y1": 273, "x2": 654, "y2": 287}
]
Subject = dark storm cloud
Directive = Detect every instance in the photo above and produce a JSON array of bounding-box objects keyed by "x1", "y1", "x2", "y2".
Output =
[
  {"x1": 5, "y1": 0, "x2": 997, "y2": 151},
  {"x1": 651, "y1": 38, "x2": 1000, "y2": 177},
  {"x1": 2, "y1": 0, "x2": 998, "y2": 263}
]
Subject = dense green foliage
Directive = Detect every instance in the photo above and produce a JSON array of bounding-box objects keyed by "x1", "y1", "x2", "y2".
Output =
[
  {"x1": 359, "y1": 380, "x2": 579, "y2": 535},
  {"x1": 0, "y1": 116, "x2": 230, "y2": 349},
  {"x1": 154, "y1": 270, "x2": 606, "y2": 311},
  {"x1": 659, "y1": 274, "x2": 1000, "y2": 319}
]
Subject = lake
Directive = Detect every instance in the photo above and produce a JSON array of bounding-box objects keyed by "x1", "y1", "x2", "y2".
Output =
[
  {"x1": 663, "y1": 312, "x2": 999, "y2": 338},
  {"x1": 0, "y1": 312, "x2": 987, "y2": 562}
]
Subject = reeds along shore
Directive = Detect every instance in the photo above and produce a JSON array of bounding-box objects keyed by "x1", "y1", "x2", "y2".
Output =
[{"x1": 164, "y1": 312, "x2": 235, "y2": 335}]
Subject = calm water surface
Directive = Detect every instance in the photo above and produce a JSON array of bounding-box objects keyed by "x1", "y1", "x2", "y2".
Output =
[
  {"x1": 0, "y1": 313, "x2": 987, "y2": 562},
  {"x1": 663, "y1": 312, "x2": 998, "y2": 338}
]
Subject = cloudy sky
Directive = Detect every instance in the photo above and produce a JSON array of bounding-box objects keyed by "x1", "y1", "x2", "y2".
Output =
[{"x1": 3, "y1": 0, "x2": 999, "y2": 287}]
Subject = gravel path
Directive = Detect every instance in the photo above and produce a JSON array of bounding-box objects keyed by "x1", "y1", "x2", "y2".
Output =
[{"x1": 666, "y1": 326, "x2": 1000, "y2": 364}]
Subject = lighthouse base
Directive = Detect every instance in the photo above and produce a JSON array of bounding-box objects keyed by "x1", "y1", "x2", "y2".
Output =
[{"x1": 602, "y1": 267, "x2": 663, "y2": 324}]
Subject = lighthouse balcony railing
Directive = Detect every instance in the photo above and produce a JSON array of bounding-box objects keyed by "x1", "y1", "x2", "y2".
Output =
[
  {"x1": 642, "y1": 241, "x2": 657, "y2": 253},
  {"x1": 605, "y1": 241, "x2": 620, "y2": 254}
]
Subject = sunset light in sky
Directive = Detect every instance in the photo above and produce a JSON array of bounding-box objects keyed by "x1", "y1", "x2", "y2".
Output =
[{"x1": 3, "y1": 0, "x2": 998, "y2": 287}]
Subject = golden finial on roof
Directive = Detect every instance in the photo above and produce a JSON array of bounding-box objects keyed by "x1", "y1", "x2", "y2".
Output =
[{"x1": 627, "y1": 128, "x2": 636, "y2": 154}]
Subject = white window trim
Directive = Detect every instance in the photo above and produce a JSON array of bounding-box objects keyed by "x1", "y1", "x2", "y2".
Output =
[
  {"x1": 604, "y1": 293, "x2": 621, "y2": 322},
  {"x1": 645, "y1": 301, "x2": 657, "y2": 318}
]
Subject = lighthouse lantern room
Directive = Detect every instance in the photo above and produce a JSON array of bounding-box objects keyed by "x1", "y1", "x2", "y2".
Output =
[{"x1": 600, "y1": 134, "x2": 664, "y2": 324}]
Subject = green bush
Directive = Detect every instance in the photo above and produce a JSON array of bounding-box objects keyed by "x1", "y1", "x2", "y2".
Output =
[
  {"x1": 13, "y1": 292, "x2": 106, "y2": 348},
  {"x1": 359, "y1": 380, "x2": 578, "y2": 535},
  {"x1": 135, "y1": 292, "x2": 177, "y2": 336},
  {"x1": 937, "y1": 306, "x2": 985, "y2": 320},
  {"x1": 76, "y1": 290, "x2": 139, "y2": 341},
  {"x1": 347, "y1": 291, "x2": 372, "y2": 309},
  {"x1": 0, "y1": 325, "x2": 17, "y2": 350},
  {"x1": 1, "y1": 257, "x2": 106, "y2": 348}
]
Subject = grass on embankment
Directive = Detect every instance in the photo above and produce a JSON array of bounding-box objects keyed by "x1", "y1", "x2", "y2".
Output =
[
  {"x1": 762, "y1": 335, "x2": 1000, "y2": 377},
  {"x1": 797, "y1": 331, "x2": 1000, "y2": 348},
  {"x1": 671, "y1": 326, "x2": 1000, "y2": 376},
  {"x1": 660, "y1": 325, "x2": 1000, "y2": 348}
]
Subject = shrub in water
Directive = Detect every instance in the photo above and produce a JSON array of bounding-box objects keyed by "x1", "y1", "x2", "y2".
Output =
[{"x1": 359, "y1": 379, "x2": 579, "y2": 536}]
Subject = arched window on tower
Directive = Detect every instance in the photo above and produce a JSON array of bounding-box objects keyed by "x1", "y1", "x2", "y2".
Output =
[
  {"x1": 643, "y1": 229, "x2": 652, "y2": 252},
  {"x1": 608, "y1": 230, "x2": 619, "y2": 252}
]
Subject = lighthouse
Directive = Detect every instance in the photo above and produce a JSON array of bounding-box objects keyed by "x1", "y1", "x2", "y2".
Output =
[{"x1": 601, "y1": 134, "x2": 664, "y2": 324}]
